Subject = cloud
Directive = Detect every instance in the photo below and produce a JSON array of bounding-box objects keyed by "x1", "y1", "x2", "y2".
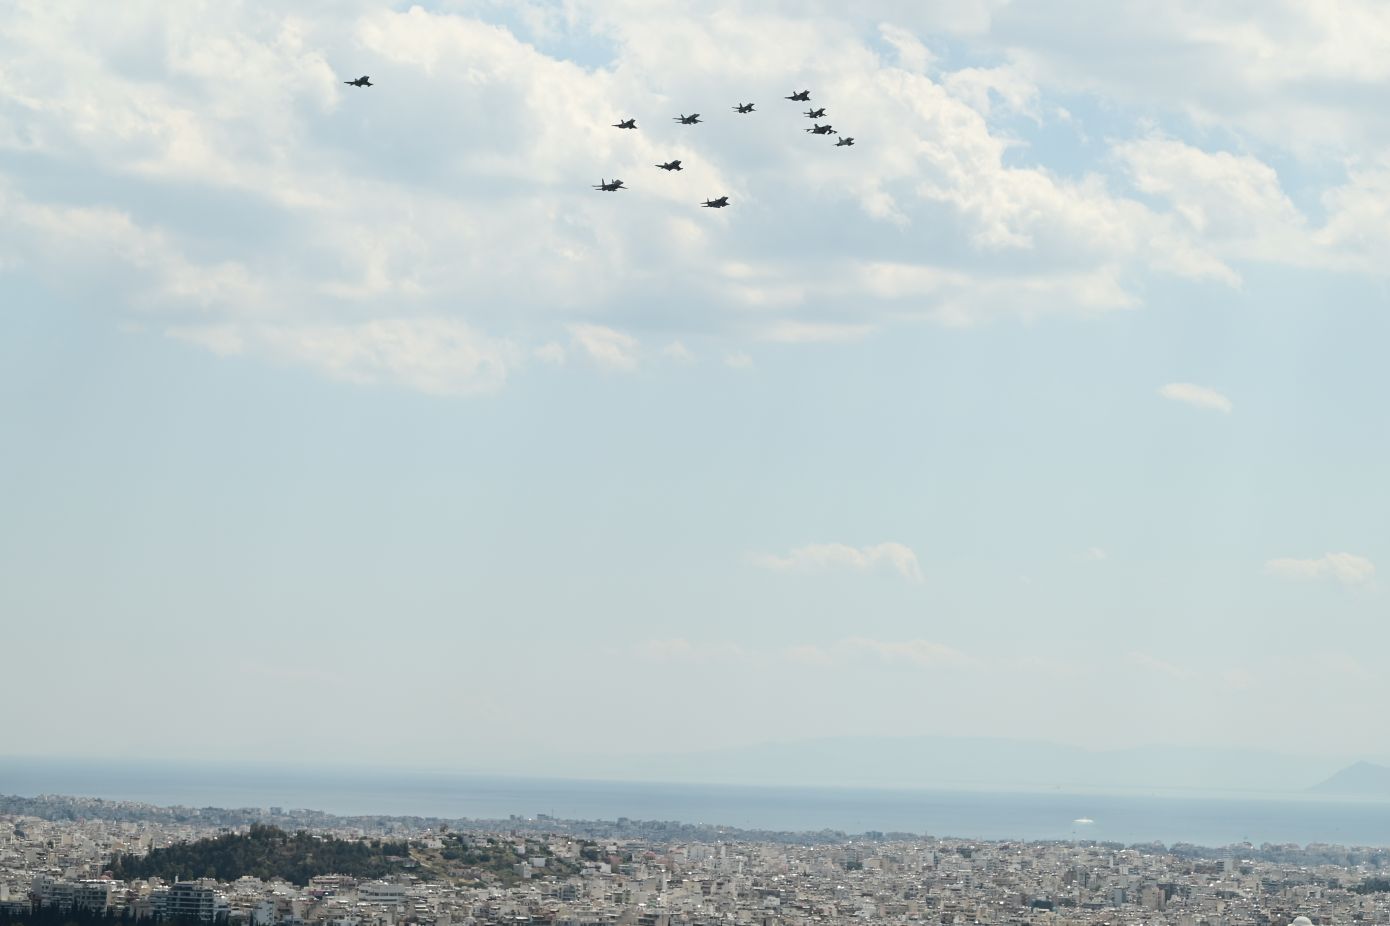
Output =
[
  {"x1": 1264, "y1": 553, "x2": 1376, "y2": 586},
  {"x1": 568, "y1": 324, "x2": 639, "y2": 371},
  {"x1": 6, "y1": 0, "x2": 1390, "y2": 397},
  {"x1": 750, "y1": 542, "x2": 924, "y2": 583},
  {"x1": 534, "y1": 341, "x2": 567, "y2": 364},
  {"x1": 787, "y1": 637, "x2": 969, "y2": 669},
  {"x1": 168, "y1": 318, "x2": 511, "y2": 396},
  {"x1": 1128, "y1": 651, "x2": 1188, "y2": 680},
  {"x1": 634, "y1": 638, "x2": 745, "y2": 664},
  {"x1": 1080, "y1": 546, "x2": 1107, "y2": 561},
  {"x1": 661, "y1": 340, "x2": 696, "y2": 363},
  {"x1": 756, "y1": 321, "x2": 875, "y2": 343},
  {"x1": 723, "y1": 351, "x2": 754, "y2": 369},
  {"x1": 1158, "y1": 382, "x2": 1233, "y2": 413}
]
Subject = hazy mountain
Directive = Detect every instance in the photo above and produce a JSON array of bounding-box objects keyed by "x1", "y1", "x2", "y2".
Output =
[
  {"x1": 1309, "y1": 761, "x2": 1390, "y2": 798},
  {"x1": 569, "y1": 736, "x2": 1356, "y2": 795}
]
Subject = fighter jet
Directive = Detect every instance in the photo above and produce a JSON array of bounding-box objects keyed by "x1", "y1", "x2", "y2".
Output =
[
  {"x1": 733, "y1": 103, "x2": 755, "y2": 113},
  {"x1": 344, "y1": 76, "x2": 373, "y2": 87},
  {"x1": 805, "y1": 123, "x2": 837, "y2": 135},
  {"x1": 701, "y1": 196, "x2": 730, "y2": 208},
  {"x1": 804, "y1": 108, "x2": 826, "y2": 119},
  {"x1": 835, "y1": 137, "x2": 855, "y2": 146},
  {"x1": 613, "y1": 118, "x2": 637, "y2": 129},
  {"x1": 656, "y1": 160, "x2": 683, "y2": 171},
  {"x1": 674, "y1": 113, "x2": 702, "y2": 125},
  {"x1": 785, "y1": 90, "x2": 811, "y2": 101},
  {"x1": 592, "y1": 179, "x2": 626, "y2": 192}
]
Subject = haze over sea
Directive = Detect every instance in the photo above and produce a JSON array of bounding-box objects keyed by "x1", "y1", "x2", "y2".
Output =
[{"x1": 4, "y1": 759, "x2": 1389, "y2": 848}]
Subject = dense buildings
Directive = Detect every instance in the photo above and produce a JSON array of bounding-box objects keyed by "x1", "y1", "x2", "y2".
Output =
[{"x1": 3, "y1": 802, "x2": 1388, "y2": 926}]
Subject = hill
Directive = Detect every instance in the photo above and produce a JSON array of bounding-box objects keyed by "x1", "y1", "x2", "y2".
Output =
[
  {"x1": 1310, "y1": 762, "x2": 1390, "y2": 798},
  {"x1": 107, "y1": 823, "x2": 411, "y2": 885}
]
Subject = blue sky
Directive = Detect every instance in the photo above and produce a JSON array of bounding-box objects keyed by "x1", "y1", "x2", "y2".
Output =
[{"x1": 2, "y1": 0, "x2": 1389, "y2": 773}]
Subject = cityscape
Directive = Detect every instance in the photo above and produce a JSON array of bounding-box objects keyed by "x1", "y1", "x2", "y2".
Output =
[
  {"x1": 4, "y1": 794, "x2": 1390, "y2": 926},
  {"x1": 5, "y1": 5, "x2": 1390, "y2": 926}
]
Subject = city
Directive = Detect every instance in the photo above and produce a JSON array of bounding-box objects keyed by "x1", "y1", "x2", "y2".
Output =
[{"x1": 4, "y1": 796, "x2": 1389, "y2": 926}]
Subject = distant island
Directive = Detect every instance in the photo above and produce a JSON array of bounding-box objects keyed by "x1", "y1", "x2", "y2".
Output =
[{"x1": 1310, "y1": 762, "x2": 1390, "y2": 799}]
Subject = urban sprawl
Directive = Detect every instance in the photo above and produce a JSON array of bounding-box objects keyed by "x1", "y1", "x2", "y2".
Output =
[{"x1": 2, "y1": 794, "x2": 1386, "y2": 926}]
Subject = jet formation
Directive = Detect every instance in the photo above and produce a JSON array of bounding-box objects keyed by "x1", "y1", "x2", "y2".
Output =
[
  {"x1": 594, "y1": 87, "x2": 857, "y2": 209},
  {"x1": 340, "y1": 74, "x2": 853, "y2": 210}
]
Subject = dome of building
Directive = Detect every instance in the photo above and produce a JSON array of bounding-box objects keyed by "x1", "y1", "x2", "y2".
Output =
[{"x1": 1291, "y1": 917, "x2": 1313, "y2": 926}]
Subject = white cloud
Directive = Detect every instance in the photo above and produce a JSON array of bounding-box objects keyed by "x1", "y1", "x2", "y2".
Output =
[
  {"x1": 877, "y1": 23, "x2": 933, "y2": 74},
  {"x1": 568, "y1": 324, "x2": 639, "y2": 371},
  {"x1": 1158, "y1": 382, "x2": 1233, "y2": 413},
  {"x1": 661, "y1": 340, "x2": 696, "y2": 364},
  {"x1": 945, "y1": 1, "x2": 1390, "y2": 154},
  {"x1": 757, "y1": 321, "x2": 875, "y2": 343},
  {"x1": 723, "y1": 351, "x2": 754, "y2": 369},
  {"x1": 1080, "y1": 546, "x2": 1107, "y2": 562},
  {"x1": 534, "y1": 341, "x2": 567, "y2": 364},
  {"x1": 168, "y1": 318, "x2": 512, "y2": 396},
  {"x1": 787, "y1": 637, "x2": 969, "y2": 669},
  {"x1": 1265, "y1": 552, "x2": 1376, "y2": 586},
  {"x1": 942, "y1": 66, "x2": 1040, "y2": 119},
  {"x1": 5, "y1": 0, "x2": 1390, "y2": 397},
  {"x1": 750, "y1": 542, "x2": 924, "y2": 583},
  {"x1": 1115, "y1": 137, "x2": 1315, "y2": 269},
  {"x1": 634, "y1": 638, "x2": 745, "y2": 664},
  {"x1": 1128, "y1": 651, "x2": 1188, "y2": 679}
]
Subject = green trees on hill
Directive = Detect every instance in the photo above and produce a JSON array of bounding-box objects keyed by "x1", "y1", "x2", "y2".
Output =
[{"x1": 107, "y1": 824, "x2": 411, "y2": 886}]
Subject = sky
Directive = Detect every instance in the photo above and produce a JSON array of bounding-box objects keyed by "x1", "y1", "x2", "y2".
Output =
[{"x1": 2, "y1": 0, "x2": 1389, "y2": 775}]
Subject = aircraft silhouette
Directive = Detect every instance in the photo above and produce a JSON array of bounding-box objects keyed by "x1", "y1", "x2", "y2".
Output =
[
  {"x1": 835, "y1": 137, "x2": 855, "y2": 146},
  {"x1": 733, "y1": 103, "x2": 755, "y2": 113},
  {"x1": 785, "y1": 90, "x2": 811, "y2": 102},
  {"x1": 804, "y1": 108, "x2": 826, "y2": 119},
  {"x1": 344, "y1": 76, "x2": 373, "y2": 87},
  {"x1": 701, "y1": 196, "x2": 730, "y2": 208},
  {"x1": 613, "y1": 118, "x2": 637, "y2": 129},
  {"x1": 592, "y1": 179, "x2": 626, "y2": 192},
  {"x1": 674, "y1": 113, "x2": 702, "y2": 125},
  {"x1": 656, "y1": 160, "x2": 684, "y2": 171},
  {"x1": 805, "y1": 123, "x2": 837, "y2": 135}
]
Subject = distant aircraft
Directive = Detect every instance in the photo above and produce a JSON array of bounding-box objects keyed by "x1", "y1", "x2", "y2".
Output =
[
  {"x1": 835, "y1": 137, "x2": 855, "y2": 146},
  {"x1": 701, "y1": 196, "x2": 730, "y2": 208},
  {"x1": 805, "y1": 123, "x2": 837, "y2": 135},
  {"x1": 673, "y1": 113, "x2": 702, "y2": 125},
  {"x1": 656, "y1": 160, "x2": 684, "y2": 171},
  {"x1": 613, "y1": 118, "x2": 637, "y2": 129},
  {"x1": 344, "y1": 76, "x2": 373, "y2": 87},
  {"x1": 593, "y1": 179, "x2": 626, "y2": 192},
  {"x1": 733, "y1": 103, "x2": 755, "y2": 113},
  {"x1": 785, "y1": 90, "x2": 811, "y2": 102},
  {"x1": 804, "y1": 108, "x2": 826, "y2": 118}
]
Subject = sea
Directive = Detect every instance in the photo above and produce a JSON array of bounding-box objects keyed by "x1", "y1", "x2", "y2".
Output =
[{"x1": 2, "y1": 757, "x2": 1388, "y2": 848}]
